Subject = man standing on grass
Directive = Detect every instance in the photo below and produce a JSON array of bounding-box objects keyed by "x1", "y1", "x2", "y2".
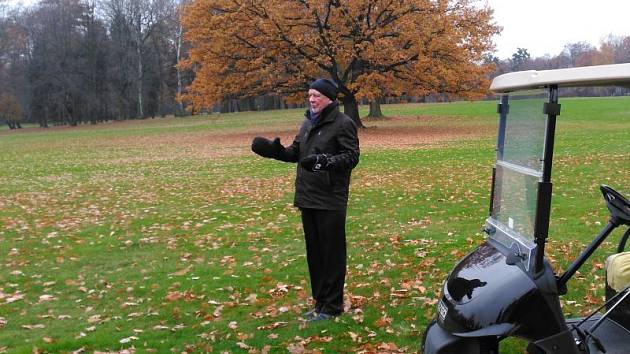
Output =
[{"x1": 251, "y1": 78, "x2": 360, "y2": 322}]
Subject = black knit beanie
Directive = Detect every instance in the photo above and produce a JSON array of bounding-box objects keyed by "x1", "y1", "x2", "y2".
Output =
[{"x1": 309, "y1": 78, "x2": 338, "y2": 101}]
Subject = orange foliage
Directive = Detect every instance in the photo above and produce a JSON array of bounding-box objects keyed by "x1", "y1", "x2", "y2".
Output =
[{"x1": 180, "y1": 0, "x2": 500, "y2": 111}]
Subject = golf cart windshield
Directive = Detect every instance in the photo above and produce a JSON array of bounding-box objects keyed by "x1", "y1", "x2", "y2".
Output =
[
  {"x1": 486, "y1": 63, "x2": 630, "y2": 272},
  {"x1": 486, "y1": 90, "x2": 547, "y2": 265}
]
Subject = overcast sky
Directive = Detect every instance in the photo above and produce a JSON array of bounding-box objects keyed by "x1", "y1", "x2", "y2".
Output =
[{"x1": 486, "y1": 0, "x2": 630, "y2": 59}]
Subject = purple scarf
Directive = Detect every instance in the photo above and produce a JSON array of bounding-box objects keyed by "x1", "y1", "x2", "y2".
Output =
[{"x1": 308, "y1": 109, "x2": 322, "y2": 124}]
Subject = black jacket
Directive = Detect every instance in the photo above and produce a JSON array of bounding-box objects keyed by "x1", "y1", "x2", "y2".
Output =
[{"x1": 277, "y1": 102, "x2": 360, "y2": 210}]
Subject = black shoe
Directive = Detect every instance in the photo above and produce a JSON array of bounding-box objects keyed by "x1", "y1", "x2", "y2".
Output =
[
  {"x1": 306, "y1": 312, "x2": 334, "y2": 323},
  {"x1": 302, "y1": 308, "x2": 319, "y2": 320}
]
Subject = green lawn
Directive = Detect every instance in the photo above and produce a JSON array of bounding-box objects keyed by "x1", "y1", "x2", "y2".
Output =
[{"x1": 0, "y1": 97, "x2": 628, "y2": 353}]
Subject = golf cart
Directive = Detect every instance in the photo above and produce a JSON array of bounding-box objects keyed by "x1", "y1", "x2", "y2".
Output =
[{"x1": 421, "y1": 63, "x2": 630, "y2": 354}]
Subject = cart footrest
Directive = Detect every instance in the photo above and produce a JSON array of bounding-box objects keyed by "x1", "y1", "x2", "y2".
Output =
[{"x1": 567, "y1": 316, "x2": 630, "y2": 353}]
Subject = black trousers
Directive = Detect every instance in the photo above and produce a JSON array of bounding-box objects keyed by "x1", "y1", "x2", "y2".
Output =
[{"x1": 300, "y1": 208, "x2": 347, "y2": 315}]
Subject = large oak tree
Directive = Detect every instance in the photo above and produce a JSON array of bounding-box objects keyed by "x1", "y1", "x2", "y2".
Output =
[{"x1": 181, "y1": 0, "x2": 499, "y2": 126}]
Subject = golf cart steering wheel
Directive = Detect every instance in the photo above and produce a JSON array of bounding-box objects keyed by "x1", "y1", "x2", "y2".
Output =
[{"x1": 600, "y1": 185, "x2": 630, "y2": 226}]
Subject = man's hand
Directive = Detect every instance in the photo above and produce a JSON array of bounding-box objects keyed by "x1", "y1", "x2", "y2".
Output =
[
  {"x1": 300, "y1": 154, "x2": 331, "y2": 171},
  {"x1": 251, "y1": 137, "x2": 283, "y2": 159}
]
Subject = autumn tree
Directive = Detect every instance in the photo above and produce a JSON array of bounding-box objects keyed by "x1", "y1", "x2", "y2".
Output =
[
  {"x1": 181, "y1": 0, "x2": 499, "y2": 126},
  {"x1": 0, "y1": 93, "x2": 24, "y2": 129},
  {"x1": 599, "y1": 35, "x2": 630, "y2": 65}
]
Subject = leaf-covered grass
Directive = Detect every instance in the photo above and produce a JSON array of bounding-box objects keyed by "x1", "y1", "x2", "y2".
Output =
[{"x1": 0, "y1": 97, "x2": 628, "y2": 353}]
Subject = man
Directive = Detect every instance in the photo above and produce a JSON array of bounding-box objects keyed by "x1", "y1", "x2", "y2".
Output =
[{"x1": 251, "y1": 78, "x2": 360, "y2": 322}]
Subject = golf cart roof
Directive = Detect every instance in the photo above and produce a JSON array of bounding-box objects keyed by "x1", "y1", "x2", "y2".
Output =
[{"x1": 490, "y1": 63, "x2": 630, "y2": 93}]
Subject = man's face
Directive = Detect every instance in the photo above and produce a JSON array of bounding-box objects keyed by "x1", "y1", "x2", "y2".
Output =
[{"x1": 308, "y1": 89, "x2": 332, "y2": 114}]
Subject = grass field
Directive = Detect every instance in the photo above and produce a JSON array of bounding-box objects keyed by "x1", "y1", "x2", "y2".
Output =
[{"x1": 0, "y1": 97, "x2": 629, "y2": 353}]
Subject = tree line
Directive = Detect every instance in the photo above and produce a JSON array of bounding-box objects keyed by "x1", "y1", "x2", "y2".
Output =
[
  {"x1": 490, "y1": 39, "x2": 630, "y2": 96},
  {"x1": 1, "y1": 0, "x2": 187, "y2": 128},
  {"x1": 1, "y1": 0, "x2": 630, "y2": 130}
]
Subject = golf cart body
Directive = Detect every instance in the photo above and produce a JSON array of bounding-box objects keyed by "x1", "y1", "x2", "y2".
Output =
[{"x1": 422, "y1": 63, "x2": 630, "y2": 354}]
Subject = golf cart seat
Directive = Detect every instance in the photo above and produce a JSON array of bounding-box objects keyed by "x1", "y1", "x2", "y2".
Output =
[
  {"x1": 606, "y1": 251, "x2": 630, "y2": 330},
  {"x1": 603, "y1": 184, "x2": 630, "y2": 329},
  {"x1": 607, "y1": 252, "x2": 630, "y2": 293},
  {"x1": 601, "y1": 185, "x2": 630, "y2": 292}
]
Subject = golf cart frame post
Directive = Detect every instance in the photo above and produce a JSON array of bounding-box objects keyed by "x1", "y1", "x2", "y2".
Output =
[{"x1": 535, "y1": 84, "x2": 558, "y2": 274}]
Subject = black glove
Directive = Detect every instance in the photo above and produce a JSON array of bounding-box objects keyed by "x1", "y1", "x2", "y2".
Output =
[
  {"x1": 251, "y1": 136, "x2": 283, "y2": 159},
  {"x1": 300, "y1": 154, "x2": 331, "y2": 171}
]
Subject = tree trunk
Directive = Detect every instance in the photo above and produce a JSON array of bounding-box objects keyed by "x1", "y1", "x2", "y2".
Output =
[
  {"x1": 341, "y1": 94, "x2": 364, "y2": 128},
  {"x1": 220, "y1": 100, "x2": 230, "y2": 113},
  {"x1": 41, "y1": 104, "x2": 49, "y2": 127},
  {"x1": 175, "y1": 22, "x2": 185, "y2": 115},
  {"x1": 367, "y1": 99, "x2": 383, "y2": 118},
  {"x1": 274, "y1": 95, "x2": 285, "y2": 110},
  {"x1": 136, "y1": 43, "x2": 144, "y2": 118}
]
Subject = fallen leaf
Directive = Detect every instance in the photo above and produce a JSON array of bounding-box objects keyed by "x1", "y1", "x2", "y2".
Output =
[
  {"x1": 119, "y1": 335, "x2": 139, "y2": 344},
  {"x1": 171, "y1": 266, "x2": 192, "y2": 276},
  {"x1": 256, "y1": 321, "x2": 288, "y2": 330},
  {"x1": 378, "y1": 342, "x2": 400, "y2": 351},
  {"x1": 349, "y1": 332, "x2": 359, "y2": 342},
  {"x1": 287, "y1": 342, "x2": 305, "y2": 354},
  {"x1": 374, "y1": 315, "x2": 392, "y2": 328},
  {"x1": 5, "y1": 293, "x2": 24, "y2": 303},
  {"x1": 245, "y1": 293, "x2": 257, "y2": 304},
  {"x1": 22, "y1": 324, "x2": 46, "y2": 330},
  {"x1": 39, "y1": 294, "x2": 56, "y2": 302}
]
